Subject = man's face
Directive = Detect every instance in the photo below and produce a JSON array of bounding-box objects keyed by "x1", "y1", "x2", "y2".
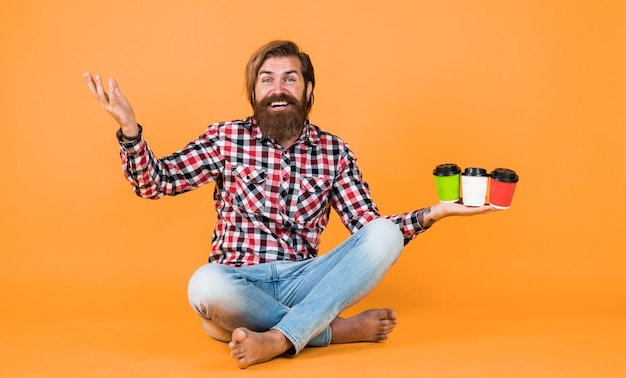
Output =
[{"x1": 253, "y1": 56, "x2": 312, "y2": 145}]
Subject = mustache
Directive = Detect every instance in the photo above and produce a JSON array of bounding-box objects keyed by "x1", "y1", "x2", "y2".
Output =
[{"x1": 259, "y1": 93, "x2": 300, "y2": 106}]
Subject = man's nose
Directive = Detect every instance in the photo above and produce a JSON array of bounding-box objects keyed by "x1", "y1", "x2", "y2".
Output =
[{"x1": 269, "y1": 80, "x2": 287, "y2": 95}]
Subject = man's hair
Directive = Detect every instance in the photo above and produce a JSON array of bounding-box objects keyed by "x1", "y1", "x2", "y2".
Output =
[{"x1": 245, "y1": 40, "x2": 315, "y2": 113}]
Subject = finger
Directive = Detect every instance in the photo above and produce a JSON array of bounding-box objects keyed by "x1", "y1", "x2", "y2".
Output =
[
  {"x1": 475, "y1": 205, "x2": 499, "y2": 214},
  {"x1": 82, "y1": 72, "x2": 99, "y2": 97},
  {"x1": 108, "y1": 77, "x2": 116, "y2": 93},
  {"x1": 459, "y1": 204, "x2": 496, "y2": 215},
  {"x1": 108, "y1": 77, "x2": 123, "y2": 101},
  {"x1": 94, "y1": 75, "x2": 110, "y2": 104},
  {"x1": 82, "y1": 72, "x2": 93, "y2": 85}
]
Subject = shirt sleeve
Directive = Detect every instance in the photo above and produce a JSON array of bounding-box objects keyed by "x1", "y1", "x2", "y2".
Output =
[
  {"x1": 328, "y1": 143, "x2": 431, "y2": 244},
  {"x1": 328, "y1": 144, "x2": 380, "y2": 233},
  {"x1": 117, "y1": 124, "x2": 224, "y2": 199},
  {"x1": 383, "y1": 210, "x2": 432, "y2": 245}
]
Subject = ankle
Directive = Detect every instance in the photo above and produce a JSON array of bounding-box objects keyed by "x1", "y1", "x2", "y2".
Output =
[{"x1": 269, "y1": 329, "x2": 293, "y2": 353}]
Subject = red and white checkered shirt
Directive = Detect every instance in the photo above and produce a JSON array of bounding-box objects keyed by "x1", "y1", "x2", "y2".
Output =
[{"x1": 119, "y1": 117, "x2": 429, "y2": 266}]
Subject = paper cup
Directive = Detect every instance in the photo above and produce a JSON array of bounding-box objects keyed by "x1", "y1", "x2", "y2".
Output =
[
  {"x1": 461, "y1": 167, "x2": 489, "y2": 206},
  {"x1": 433, "y1": 164, "x2": 461, "y2": 203},
  {"x1": 489, "y1": 168, "x2": 519, "y2": 209}
]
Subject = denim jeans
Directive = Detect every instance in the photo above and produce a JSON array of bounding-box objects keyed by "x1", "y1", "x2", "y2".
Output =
[{"x1": 187, "y1": 217, "x2": 404, "y2": 354}]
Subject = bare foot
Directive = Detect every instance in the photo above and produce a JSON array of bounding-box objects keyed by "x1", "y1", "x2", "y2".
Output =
[
  {"x1": 330, "y1": 308, "x2": 398, "y2": 344},
  {"x1": 228, "y1": 328, "x2": 292, "y2": 369}
]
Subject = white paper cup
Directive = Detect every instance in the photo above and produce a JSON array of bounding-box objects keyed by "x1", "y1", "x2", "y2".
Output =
[{"x1": 461, "y1": 168, "x2": 489, "y2": 206}]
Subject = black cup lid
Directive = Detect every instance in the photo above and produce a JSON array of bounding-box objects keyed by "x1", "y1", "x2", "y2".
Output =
[
  {"x1": 433, "y1": 163, "x2": 461, "y2": 176},
  {"x1": 490, "y1": 168, "x2": 519, "y2": 182},
  {"x1": 462, "y1": 167, "x2": 488, "y2": 176}
]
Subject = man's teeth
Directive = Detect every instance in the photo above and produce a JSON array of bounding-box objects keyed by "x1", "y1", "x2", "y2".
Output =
[{"x1": 270, "y1": 101, "x2": 288, "y2": 107}]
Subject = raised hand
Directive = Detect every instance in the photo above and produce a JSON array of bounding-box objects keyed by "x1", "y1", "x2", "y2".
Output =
[{"x1": 82, "y1": 73, "x2": 138, "y2": 136}]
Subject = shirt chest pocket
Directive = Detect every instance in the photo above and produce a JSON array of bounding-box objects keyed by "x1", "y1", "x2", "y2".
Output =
[
  {"x1": 295, "y1": 176, "x2": 332, "y2": 224},
  {"x1": 230, "y1": 165, "x2": 267, "y2": 214}
]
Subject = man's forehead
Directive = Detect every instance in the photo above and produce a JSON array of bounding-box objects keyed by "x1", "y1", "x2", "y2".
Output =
[{"x1": 258, "y1": 56, "x2": 302, "y2": 75}]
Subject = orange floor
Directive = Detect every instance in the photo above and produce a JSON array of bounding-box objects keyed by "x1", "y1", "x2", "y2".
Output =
[{"x1": 2, "y1": 308, "x2": 625, "y2": 377}]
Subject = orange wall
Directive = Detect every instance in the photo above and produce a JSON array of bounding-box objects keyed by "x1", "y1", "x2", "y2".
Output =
[{"x1": 1, "y1": 0, "x2": 625, "y2": 322}]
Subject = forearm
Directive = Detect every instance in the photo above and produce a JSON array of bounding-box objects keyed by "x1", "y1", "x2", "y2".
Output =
[
  {"x1": 416, "y1": 206, "x2": 438, "y2": 229},
  {"x1": 120, "y1": 139, "x2": 166, "y2": 199},
  {"x1": 416, "y1": 203, "x2": 454, "y2": 228},
  {"x1": 384, "y1": 208, "x2": 434, "y2": 245},
  {"x1": 417, "y1": 201, "x2": 497, "y2": 228},
  {"x1": 120, "y1": 125, "x2": 224, "y2": 199},
  {"x1": 388, "y1": 202, "x2": 497, "y2": 245}
]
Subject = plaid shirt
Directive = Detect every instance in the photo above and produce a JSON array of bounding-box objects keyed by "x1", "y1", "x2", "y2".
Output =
[{"x1": 119, "y1": 117, "x2": 429, "y2": 266}]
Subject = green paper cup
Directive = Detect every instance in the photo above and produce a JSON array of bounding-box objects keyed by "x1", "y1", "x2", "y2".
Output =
[{"x1": 433, "y1": 163, "x2": 461, "y2": 203}]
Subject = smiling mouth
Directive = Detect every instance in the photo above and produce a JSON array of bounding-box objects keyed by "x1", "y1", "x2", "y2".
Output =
[{"x1": 270, "y1": 101, "x2": 289, "y2": 109}]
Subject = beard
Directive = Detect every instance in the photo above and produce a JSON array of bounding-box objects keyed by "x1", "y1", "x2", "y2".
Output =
[{"x1": 253, "y1": 91, "x2": 308, "y2": 146}]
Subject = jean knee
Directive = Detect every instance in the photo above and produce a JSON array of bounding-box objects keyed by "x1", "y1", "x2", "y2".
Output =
[
  {"x1": 361, "y1": 218, "x2": 404, "y2": 264},
  {"x1": 368, "y1": 217, "x2": 404, "y2": 249},
  {"x1": 187, "y1": 264, "x2": 230, "y2": 317}
]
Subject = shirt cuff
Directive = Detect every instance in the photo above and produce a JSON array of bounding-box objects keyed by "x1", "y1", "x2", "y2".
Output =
[
  {"x1": 116, "y1": 128, "x2": 145, "y2": 155},
  {"x1": 414, "y1": 208, "x2": 433, "y2": 232}
]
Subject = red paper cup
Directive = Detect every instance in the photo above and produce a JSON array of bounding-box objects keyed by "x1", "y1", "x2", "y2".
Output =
[{"x1": 489, "y1": 168, "x2": 519, "y2": 209}]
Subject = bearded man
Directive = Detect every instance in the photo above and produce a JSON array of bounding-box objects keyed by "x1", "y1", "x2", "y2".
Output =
[{"x1": 83, "y1": 40, "x2": 496, "y2": 369}]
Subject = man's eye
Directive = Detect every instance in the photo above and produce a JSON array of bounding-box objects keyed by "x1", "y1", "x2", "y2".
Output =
[
  {"x1": 261, "y1": 78, "x2": 272, "y2": 83},
  {"x1": 285, "y1": 77, "x2": 296, "y2": 83}
]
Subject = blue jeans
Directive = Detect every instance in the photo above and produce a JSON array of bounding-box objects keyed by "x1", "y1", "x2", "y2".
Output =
[{"x1": 187, "y1": 218, "x2": 404, "y2": 354}]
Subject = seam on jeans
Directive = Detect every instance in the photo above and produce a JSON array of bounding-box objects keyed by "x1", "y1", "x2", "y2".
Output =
[
  {"x1": 234, "y1": 264, "x2": 275, "y2": 284},
  {"x1": 271, "y1": 262, "x2": 280, "y2": 301},
  {"x1": 272, "y1": 259, "x2": 312, "y2": 280}
]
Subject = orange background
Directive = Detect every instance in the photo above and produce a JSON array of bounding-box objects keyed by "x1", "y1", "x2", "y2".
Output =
[{"x1": 1, "y1": 0, "x2": 625, "y2": 376}]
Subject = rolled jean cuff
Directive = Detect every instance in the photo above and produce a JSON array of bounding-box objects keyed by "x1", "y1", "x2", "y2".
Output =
[
  {"x1": 307, "y1": 326, "x2": 332, "y2": 348},
  {"x1": 271, "y1": 324, "x2": 331, "y2": 355}
]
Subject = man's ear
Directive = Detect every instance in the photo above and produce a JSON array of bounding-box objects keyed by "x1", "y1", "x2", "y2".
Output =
[{"x1": 306, "y1": 82, "x2": 313, "y2": 101}]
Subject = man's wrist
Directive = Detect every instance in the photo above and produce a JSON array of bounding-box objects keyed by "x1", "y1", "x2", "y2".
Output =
[
  {"x1": 117, "y1": 124, "x2": 142, "y2": 142},
  {"x1": 417, "y1": 206, "x2": 436, "y2": 230},
  {"x1": 429, "y1": 203, "x2": 445, "y2": 222}
]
